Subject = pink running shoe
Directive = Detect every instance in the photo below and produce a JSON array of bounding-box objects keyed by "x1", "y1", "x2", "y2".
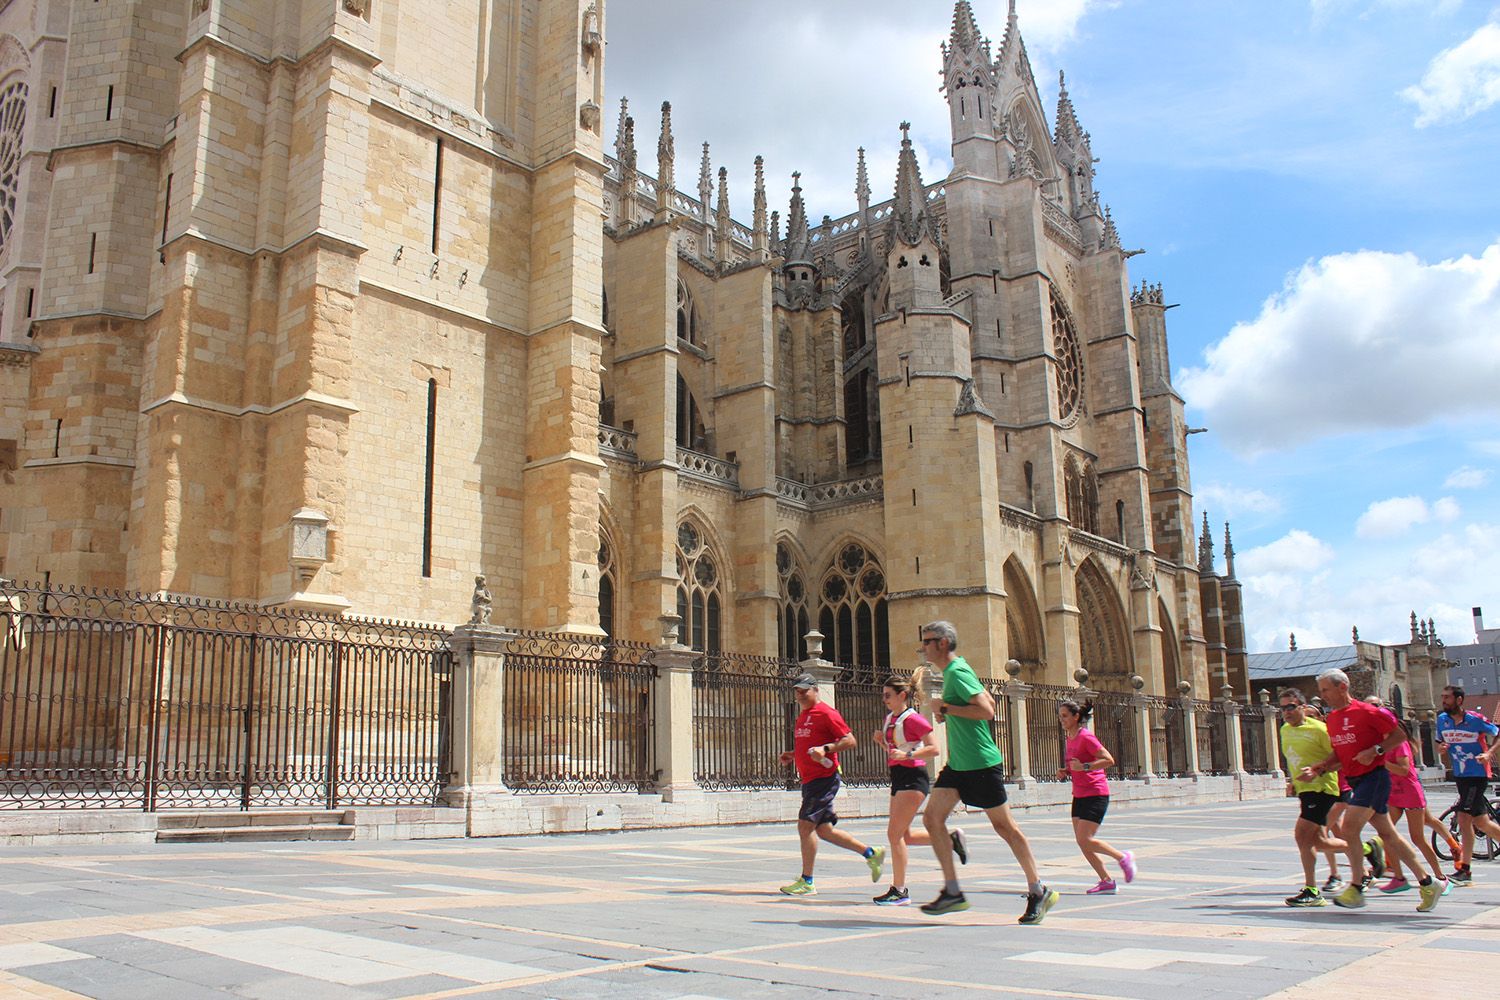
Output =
[
  {"x1": 1086, "y1": 878, "x2": 1117, "y2": 895},
  {"x1": 1376, "y1": 876, "x2": 1412, "y2": 894},
  {"x1": 1120, "y1": 851, "x2": 1136, "y2": 884}
]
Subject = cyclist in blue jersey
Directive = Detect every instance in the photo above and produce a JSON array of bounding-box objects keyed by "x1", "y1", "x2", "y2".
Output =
[{"x1": 1437, "y1": 685, "x2": 1500, "y2": 885}]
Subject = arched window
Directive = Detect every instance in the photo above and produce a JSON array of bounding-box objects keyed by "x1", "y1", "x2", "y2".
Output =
[
  {"x1": 1023, "y1": 461, "x2": 1035, "y2": 511},
  {"x1": 0, "y1": 79, "x2": 26, "y2": 254},
  {"x1": 816, "y1": 541, "x2": 889, "y2": 677},
  {"x1": 1064, "y1": 457, "x2": 1100, "y2": 535},
  {"x1": 1050, "y1": 286, "x2": 1085, "y2": 422},
  {"x1": 675, "y1": 519, "x2": 722, "y2": 652},
  {"x1": 676, "y1": 278, "x2": 699, "y2": 346},
  {"x1": 597, "y1": 528, "x2": 617, "y2": 638},
  {"x1": 676, "y1": 374, "x2": 706, "y2": 450},
  {"x1": 777, "y1": 540, "x2": 811, "y2": 662},
  {"x1": 840, "y1": 290, "x2": 866, "y2": 357}
]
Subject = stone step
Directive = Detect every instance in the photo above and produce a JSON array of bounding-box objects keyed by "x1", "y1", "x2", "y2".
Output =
[
  {"x1": 156, "y1": 810, "x2": 351, "y2": 831},
  {"x1": 156, "y1": 823, "x2": 357, "y2": 844}
]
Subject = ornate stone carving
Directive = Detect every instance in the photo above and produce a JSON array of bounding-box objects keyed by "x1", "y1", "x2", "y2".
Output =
[
  {"x1": 468, "y1": 575, "x2": 493, "y2": 625},
  {"x1": 579, "y1": 100, "x2": 601, "y2": 134},
  {"x1": 191, "y1": 0, "x2": 211, "y2": 15},
  {"x1": 582, "y1": 4, "x2": 602, "y2": 60},
  {"x1": 1130, "y1": 550, "x2": 1156, "y2": 592}
]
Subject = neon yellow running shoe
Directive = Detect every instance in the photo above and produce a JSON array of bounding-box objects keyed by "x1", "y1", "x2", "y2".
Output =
[
  {"x1": 866, "y1": 846, "x2": 886, "y2": 883},
  {"x1": 779, "y1": 876, "x2": 816, "y2": 896}
]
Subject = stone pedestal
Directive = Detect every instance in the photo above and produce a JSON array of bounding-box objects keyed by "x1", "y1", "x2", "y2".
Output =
[
  {"x1": 1131, "y1": 692, "x2": 1157, "y2": 782},
  {"x1": 442, "y1": 625, "x2": 518, "y2": 811},
  {"x1": 1179, "y1": 693, "x2": 1202, "y2": 778},
  {"x1": 1004, "y1": 680, "x2": 1034, "y2": 788},
  {"x1": 1222, "y1": 698, "x2": 1247, "y2": 777},
  {"x1": 652, "y1": 644, "x2": 701, "y2": 802}
]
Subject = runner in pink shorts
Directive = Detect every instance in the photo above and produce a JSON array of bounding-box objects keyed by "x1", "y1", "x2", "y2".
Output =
[{"x1": 1366, "y1": 696, "x2": 1451, "y2": 896}]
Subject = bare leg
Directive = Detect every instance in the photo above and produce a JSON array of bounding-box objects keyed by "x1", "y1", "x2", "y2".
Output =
[
  {"x1": 987, "y1": 803, "x2": 1041, "y2": 886},
  {"x1": 1294, "y1": 818, "x2": 1323, "y2": 887},
  {"x1": 1387, "y1": 807, "x2": 1407, "y2": 880},
  {"x1": 1459, "y1": 813, "x2": 1476, "y2": 870},
  {"x1": 1407, "y1": 807, "x2": 1446, "y2": 879},
  {"x1": 815, "y1": 821, "x2": 869, "y2": 858},
  {"x1": 1367, "y1": 811, "x2": 1430, "y2": 881},
  {"x1": 923, "y1": 787, "x2": 962, "y2": 884},
  {"x1": 797, "y1": 819, "x2": 819, "y2": 877},
  {"x1": 1074, "y1": 817, "x2": 1120, "y2": 881},
  {"x1": 887, "y1": 790, "x2": 926, "y2": 888}
]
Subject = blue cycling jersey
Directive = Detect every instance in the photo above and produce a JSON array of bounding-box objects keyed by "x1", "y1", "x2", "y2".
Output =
[{"x1": 1438, "y1": 711, "x2": 1499, "y2": 778}]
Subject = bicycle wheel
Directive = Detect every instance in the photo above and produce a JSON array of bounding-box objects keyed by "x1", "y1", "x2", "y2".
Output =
[
  {"x1": 1432, "y1": 806, "x2": 1458, "y2": 862},
  {"x1": 1483, "y1": 807, "x2": 1500, "y2": 861}
]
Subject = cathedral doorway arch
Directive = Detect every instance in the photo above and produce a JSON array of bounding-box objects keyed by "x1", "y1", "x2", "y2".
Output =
[
  {"x1": 1003, "y1": 557, "x2": 1045, "y2": 680},
  {"x1": 1075, "y1": 557, "x2": 1132, "y2": 690}
]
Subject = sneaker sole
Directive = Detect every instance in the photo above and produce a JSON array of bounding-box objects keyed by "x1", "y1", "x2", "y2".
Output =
[
  {"x1": 1019, "y1": 891, "x2": 1060, "y2": 925},
  {"x1": 920, "y1": 901, "x2": 970, "y2": 915},
  {"x1": 1286, "y1": 899, "x2": 1329, "y2": 907}
]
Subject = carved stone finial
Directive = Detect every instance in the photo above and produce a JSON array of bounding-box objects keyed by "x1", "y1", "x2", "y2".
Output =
[
  {"x1": 655, "y1": 102, "x2": 676, "y2": 219},
  {"x1": 1073, "y1": 667, "x2": 1089, "y2": 686},
  {"x1": 1129, "y1": 674, "x2": 1145, "y2": 691},
  {"x1": 468, "y1": 575, "x2": 493, "y2": 625},
  {"x1": 1289, "y1": 632, "x2": 1297, "y2": 651},
  {"x1": 341, "y1": 0, "x2": 369, "y2": 18},
  {"x1": 1352, "y1": 625, "x2": 1359, "y2": 643},
  {"x1": 1258, "y1": 688, "x2": 1272, "y2": 705},
  {"x1": 658, "y1": 613, "x2": 682, "y2": 648},
  {"x1": 752, "y1": 155, "x2": 768, "y2": 254},
  {"x1": 1177, "y1": 680, "x2": 1192, "y2": 697},
  {"x1": 803, "y1": 628, "x2": 825, "y2": 661},
  {"x1": 1005, "y1": 658, "x2": 1023, "y2": 678}
]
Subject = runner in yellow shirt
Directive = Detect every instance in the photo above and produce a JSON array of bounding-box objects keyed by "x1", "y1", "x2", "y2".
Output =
[{"x1": 1279, "y1": 688, "x2": 1353, "y2": 906}]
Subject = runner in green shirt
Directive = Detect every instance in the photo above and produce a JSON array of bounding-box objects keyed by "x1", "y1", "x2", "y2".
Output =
[
  {"x1": 1277, "y1": 688, "x2": 1351, "y2": 906},
  {"x1": 918, "y1": 619, "x2": 1058, "y2": 925}
]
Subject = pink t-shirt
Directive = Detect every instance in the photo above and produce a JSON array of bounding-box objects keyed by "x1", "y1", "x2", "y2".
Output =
[
  {"x1": 883, "y1": 708, "x2": 934, "y2": 768},
  {"x1": 1386, "y1": 739, "x2": 1426, "y2": 810},
  {"x1": 1066, "y1": 727, "x2": 1110, "y2": 797}
]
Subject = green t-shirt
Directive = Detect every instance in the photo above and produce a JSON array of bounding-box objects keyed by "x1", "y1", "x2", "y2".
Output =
[
  {"x1": 1281, "y1": 718, "x2": 1339, "y2": 795},
  {"x1": 940, "y1": 657, "x2": 1004, "y2": 771}
]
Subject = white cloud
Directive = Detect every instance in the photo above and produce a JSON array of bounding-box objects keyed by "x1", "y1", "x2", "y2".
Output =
[
  {"x1": 1445, "y1": 465, "x2": 1491, "y2": 489},
  {"x1": 1195, "y1": 483, "x2": 1283, "y2": 521},
  {"x1": 1433, "y1": 496, "x2": 1462, "y2": 522},
  {"x1": 1356, "y1": 496, "x2": 1430, "y2": 538},
  {"x1": 1014, "y1": 0, "x2": 1120, "y2": 51},
  {"x1": 1178, "y1": 242, "x2": 1500, "y2": 455},
  {"x1": 1402, "y1": 17, "x2": 1500, "y2": 127},
  {"x1": 1239, "y1": 529, "x2": 1336, "y2": 575}
]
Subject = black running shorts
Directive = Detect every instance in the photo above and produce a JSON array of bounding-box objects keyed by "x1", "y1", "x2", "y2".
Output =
[
  {"x1": 933, "y1": 764, "x2": 1008, "y2": 810},
  {"x1": 889, "y1": 765, "x2": 931, "y2": 797}
]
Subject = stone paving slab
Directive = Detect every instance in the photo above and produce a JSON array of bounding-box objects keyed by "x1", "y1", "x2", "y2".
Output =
[{"x1": 0, "y1": 797, "x2": 1495, "y2": 999}]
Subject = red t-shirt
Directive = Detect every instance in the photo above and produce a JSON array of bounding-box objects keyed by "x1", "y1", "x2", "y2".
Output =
[
  {"x1": 1326, "y1": 699, "x2": 1398, "y2": 779},
  {"x1": 794, "y1": 701, "x2": 851, "y2": 784}
]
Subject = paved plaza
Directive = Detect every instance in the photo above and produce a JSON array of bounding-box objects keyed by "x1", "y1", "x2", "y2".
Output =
[{"x1": 0, "y1": 796, "x2": 1496, "y2": 999}]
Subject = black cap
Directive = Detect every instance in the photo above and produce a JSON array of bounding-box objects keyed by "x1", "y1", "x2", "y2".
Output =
[{"x1": 792, "y1": 673, "x2": 818, "y2": 690}]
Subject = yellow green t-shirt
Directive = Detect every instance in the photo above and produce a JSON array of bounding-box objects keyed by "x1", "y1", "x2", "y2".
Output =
[{"x1": 1280, "y1": 718, "x2": 1339, "y2": 795}]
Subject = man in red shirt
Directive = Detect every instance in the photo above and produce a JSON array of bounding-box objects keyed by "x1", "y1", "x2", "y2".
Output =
[
  {"x1": 1300, "y1": 668, "x2": 1442, "y2": 912},
  {"x1": 776, "y1": 673, "x2": 885, "y2": 896}
]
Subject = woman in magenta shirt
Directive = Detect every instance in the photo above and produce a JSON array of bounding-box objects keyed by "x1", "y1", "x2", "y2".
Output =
[
  {"x1": 1057, "y1": 699, "x2": 1136, "y2": 894},
  {"x1": 871, "y1": 673, "x2": 943, "y2": 906},
  {"x1": 1366, "y1": 697, "x2": 1452, "y2": 895}
]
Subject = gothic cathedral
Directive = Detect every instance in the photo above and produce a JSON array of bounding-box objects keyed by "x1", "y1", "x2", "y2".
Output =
[{"x1": 0, "y1": 1, "x2": 1247, "y2": 694}]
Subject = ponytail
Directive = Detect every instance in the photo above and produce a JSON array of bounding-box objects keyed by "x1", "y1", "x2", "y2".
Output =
[{"x1": 1059, "y1": 698, "x2": 1094, "y2": 723}]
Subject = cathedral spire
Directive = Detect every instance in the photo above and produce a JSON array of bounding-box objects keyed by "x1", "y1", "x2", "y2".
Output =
[
  {"x1": 1101, "y1": 206, "x2": 1120, "y2": 250},
  {"x1": 1055, "y1": 70, "x2": 1082, "y2": 146},
  {"x1": 714, "y1": 166, "x2": 732, "y2": 269},
  {"x1": 697, "y1": 142, "x2": 713, "y2": 224},
  {"x1": 893, "y1": 122, "x2": 928, "y2": 245},
  {"x1": 1410, "y1": 610, "x2": 1420, "y2": 641},
  {"x1": 785, "y1": 171, "x2": 810, "y2": 262},
  {"x1": 752, "y1": 155, "x2": 768, "y2": 256},
  {"x1": 614, "y1": 97, "x2": 630, "y2": 162},
  {"x1": 617, "y1": 106, "x2": 638, "y2": 229},
  {"x1": 1223, "y1": 523, "x2": 1236, "y2": 579},
  {"x1": 655, "y1": 101, "x2": 675, "y2": 221},
  {"x1": 949, "y1": 1, "x2": 981, "y2": 54},
  {"x1": 770, "y1": 209, "x2": 781, "y2": 251},
  {"x1": 855, "y1": 147, "x2": 871, "y2": 214},
  {"x1": 1198, "y1": 511, "x2": 1215, "y2": 574}
]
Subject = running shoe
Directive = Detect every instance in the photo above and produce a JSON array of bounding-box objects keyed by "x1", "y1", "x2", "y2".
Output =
[
  {"x1": 920, "y1": 888, "x2": 970, "y2": 914},
  {"x1": 1285, "y1": 887, "x2": 1327, "y2": 907},
  {"x1": 866, "y1": 846, "x2": 886, "y2": 883},
  {"x1": 1331, "y1": 884, "x2": 1366, "y2": 909},
  {"x1": 1358, "y1": 873, "x2": 1374, "y2": 892},
  {"x1": 1320, "y1": 876, "x2": 1346, "y2": 894},
  {"x1": 1440, "y1": 877, "x2": 1452, "y2": 896},
  {"x1": 1119, "y1": 851, "x2": 1136, "y2": 884},
  {"x1": 779, "y1": 876, "x2": 816, "y2": 896},
  {"x1": 951, "y1": 828, "x2": 969, "y2": 865},
  {"x1": 1450, "y1": 866, "x2": 1473, "y2": 886},
  {"x1": 1018, "y1": 887, "x2": 1060, "y2": 925},
  {"x1": 873, "y1": 886, "x2": 909, "y2": 906},
  {"x1": 1364, "y1": 837, "x2": 1386, "y2": 880},
  {"x1": 1376, "y1": 876, "x2": 1411, "y2": 894},
  {"x1": 1086, "y1": 878, "x2": 1117, "y2": 895},
  {"x1": 1417, "y1": 879, "x2": 1442, "y2": 912}
]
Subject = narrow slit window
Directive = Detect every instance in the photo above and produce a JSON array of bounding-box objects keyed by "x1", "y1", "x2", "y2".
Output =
[
  {"x1": 88, "y1": 233, "x2": 97, "y2": 273},
  {"x1": 431, "y1": 140, "x2": 444, "y2": 254},
  {"x1": 160, "y1": 173, "x2": 173, "y2": 246},
  {"x1": 105, "y1": 85, "x2": 113, "y2": 121},
  {"x1": 422, "y1": 378, "x2": 437, "y2": 577},
  {"x1": 48, "y1": 86, "x2": 57, "y2": 118}
]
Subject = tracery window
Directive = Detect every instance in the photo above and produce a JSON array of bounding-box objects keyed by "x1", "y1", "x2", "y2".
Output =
[
  {"x1": 776, "y1": 540, "x2": 810, "y2": 662},
  {"x1": 0, "y1": 81, "x2": 26, "y2": 256},
  {"x1": 597, "y1": 528, "x2": 617, "y2": 638},
  {"x1": 816, "y1": 541, "x2": 889, "y2": 676},
  {"x1": 1050, "y1": 287, "x2": 1085, "y2": 422},
  {"x1": 1064, "y1": 457, "x2": 1100, "y2": 535},
  {"x1": 677, "y1": 278, "x2": 699, "y2": 346},
  {"x1": 675, "y1": 519, "x2": 722, "y2": 652}
]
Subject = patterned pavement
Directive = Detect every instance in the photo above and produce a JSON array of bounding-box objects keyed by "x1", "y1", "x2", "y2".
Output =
[{"x1": 0, "y1": 797, "x2": 1496, "y2": 999}]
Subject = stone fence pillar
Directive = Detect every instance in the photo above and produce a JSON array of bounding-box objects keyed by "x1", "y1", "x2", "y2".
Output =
[
  {"x1": 442, "y1": 624, "x2": 518, "y2": 809},
  {"x1": 1130, "y1": 674, "x2": 1155, "y2": 781},
  {"x1": 1178, "y1": 681, "x2": 1201, "y2": 777},
  {"x1": 1002, "y1": 659, "x2": 1034, "y2": 787},
  {"x1": 650, "y1": 614, "x2": 700, "y2": 802},
  {"x1": 1260, "y1": 689, "x2": 1284, "y2": 779},
  {"x1": 1221, "y1": 684, "x2": 1247, "y2": 777}
]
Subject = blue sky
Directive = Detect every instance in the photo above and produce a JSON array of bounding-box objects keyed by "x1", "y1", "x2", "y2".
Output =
[{"x1": 606, "y1": 0, "x2": 1500, "y2": 652}]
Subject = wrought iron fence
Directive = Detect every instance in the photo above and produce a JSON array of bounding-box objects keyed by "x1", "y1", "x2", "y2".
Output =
[
  {"x1": 1089, "y1": 691, "x2": 1142, "y2": 779},
  {"x1": 0, "y1": 581, "x2": 451, "y2": 810},
  {"x1": 1240, "y1": 704, "x2": 1272, "y2": 774},
  {"x1": 692, "y1": 652, "x2": 798, "y2": 790},
  {"x1": 1194, "y1": 700, "x2": 1230, "y2": 775},
  {"x1": 1145, "y1": 695, "x2": 1191, "y2": 777},
  {"x1": 502, "y1": 631, "x2": 656, "y2": 793},
  {"x1": 834, "y1": 666, "x2": 891, "y2": 787},
  {"x1": 1024, "y1": 684, "x2": 1074, "y2": 781}
]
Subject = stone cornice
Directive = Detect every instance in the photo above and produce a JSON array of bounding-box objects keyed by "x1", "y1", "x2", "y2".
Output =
[{"x1": 141, "y1": 390, "x2": 359, "y2": 419}]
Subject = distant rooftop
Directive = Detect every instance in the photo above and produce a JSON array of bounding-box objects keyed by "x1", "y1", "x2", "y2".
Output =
[{"x1": 1247, "y1": 645, "x2": 1358, "y2": 681}]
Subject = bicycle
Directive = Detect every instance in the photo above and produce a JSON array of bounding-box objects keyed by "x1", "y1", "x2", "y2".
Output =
[{"x1": 1432, "y1": 798, "x2": 1500, "y2": 863}]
